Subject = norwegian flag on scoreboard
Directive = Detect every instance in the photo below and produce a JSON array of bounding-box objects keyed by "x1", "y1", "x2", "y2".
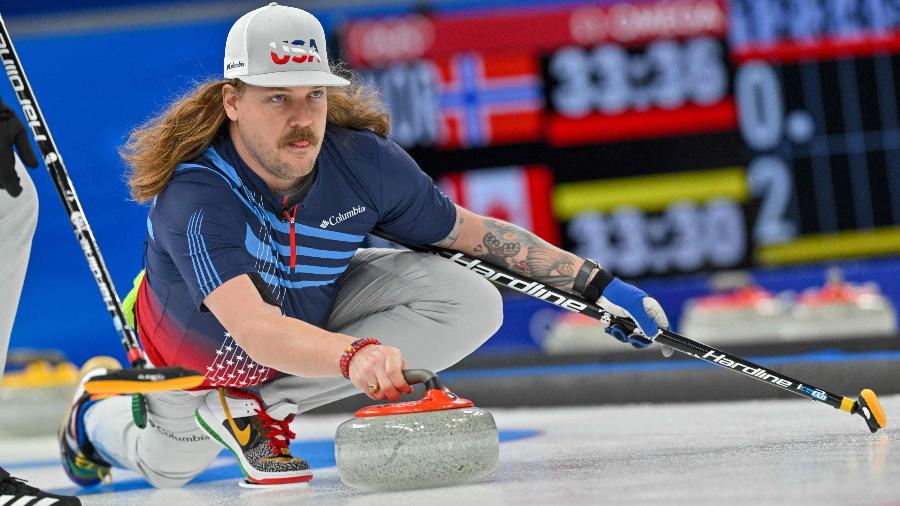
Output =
[
  {"x1": 438, "y1": 165, "x2": 559, "y2": 245},
  {"x1": 434, "y1": 52, "x2": 542, "y2": 148}
]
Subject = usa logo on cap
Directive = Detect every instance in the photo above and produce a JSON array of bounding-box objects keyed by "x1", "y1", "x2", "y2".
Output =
[{"x1": 269, "y1": 39, "x2": 322, "y2": 65}]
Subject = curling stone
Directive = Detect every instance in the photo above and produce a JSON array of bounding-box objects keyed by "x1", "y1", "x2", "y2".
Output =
[{"x1": 334, "y1": 369, "x2": 499, "y2": 491}]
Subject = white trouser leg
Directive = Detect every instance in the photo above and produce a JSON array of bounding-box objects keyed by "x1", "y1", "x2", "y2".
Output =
[
  {"x1": 260, "y1": 248, "x2": 504, "y2": 419},
  {"x1": 0, "y1": 155, "x2": 37, "y2": 379},
  {"x1": 84, "y1": 389, "x2": 222, "y2": 489}
]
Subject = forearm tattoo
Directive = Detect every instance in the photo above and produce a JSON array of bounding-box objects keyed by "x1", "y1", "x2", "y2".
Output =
[{"x1": 477, "y1": 219, "x2": 581, "y2": 290}]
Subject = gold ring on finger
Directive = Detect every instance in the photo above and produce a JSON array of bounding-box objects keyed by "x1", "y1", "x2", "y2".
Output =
[{"x1": 367, "y1": 383, "x2": 380, "y2": 394}]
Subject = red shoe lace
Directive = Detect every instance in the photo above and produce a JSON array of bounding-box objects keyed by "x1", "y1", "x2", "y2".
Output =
[
  {"x1": 224, "y1": 387, "x2": 297, "y2": 457},
  {"x1": 256, "y1": 409, "x2": 296, "y2": 456}
]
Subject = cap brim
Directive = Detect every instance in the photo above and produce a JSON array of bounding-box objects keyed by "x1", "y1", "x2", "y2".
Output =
[{"x1": 237, "y1": 71, "x2": 350, "y2": 87}]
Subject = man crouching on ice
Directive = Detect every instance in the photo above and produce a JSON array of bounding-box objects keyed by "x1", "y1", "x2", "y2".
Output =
[{"x1": 59, "y1": 3, "x2": 668, "y2": 488}]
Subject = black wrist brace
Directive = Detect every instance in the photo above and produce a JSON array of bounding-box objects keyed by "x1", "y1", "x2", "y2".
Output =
[{"x1": 574, "y1": 259, "x2": 614, "y2": 301}]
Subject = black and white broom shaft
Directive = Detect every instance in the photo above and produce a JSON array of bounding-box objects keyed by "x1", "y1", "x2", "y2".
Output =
[
  {"x1": 0, "y1": 16, "x2": 144, "y2": 367},
  {"x1": 654, "y1": 330, "x2": 847, "y2": 410},
  {"x1": 393, "y1": 238, "x2": 855, "y2": 415}
]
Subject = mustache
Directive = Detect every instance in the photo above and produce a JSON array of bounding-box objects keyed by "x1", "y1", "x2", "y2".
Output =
[{"x1": 278, "y1": 127, "x2": 319, "y2": 148}]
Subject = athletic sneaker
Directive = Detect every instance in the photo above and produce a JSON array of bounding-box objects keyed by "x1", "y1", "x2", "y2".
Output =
[
  {"x1": 59, "y1": 356, "x2": 121, "y2": 487},
  {"x1": 195, "y1": 387, "x2": 312, "y2": 485},
  {"x1": 0, "y1": 465, "x2": 81, "y2": 505}
]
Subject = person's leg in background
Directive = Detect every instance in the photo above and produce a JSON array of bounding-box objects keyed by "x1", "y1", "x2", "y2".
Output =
[
  {"x1": 0, "y1": 154, "x2": 38, "y2": 376},
  {"x1": 0, "y1": 150, "x2": 82, "y2": 504}
]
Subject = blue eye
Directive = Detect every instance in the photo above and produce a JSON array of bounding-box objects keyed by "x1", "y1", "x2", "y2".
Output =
[
  {"x1": 269, "y1": 94, "x2": 286, "y2": 103},
  {"x1": 309, "y1": 89, "x2": 324, "y2": 98}
]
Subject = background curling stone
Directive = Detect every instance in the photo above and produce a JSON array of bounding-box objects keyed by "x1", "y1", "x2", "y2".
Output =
[{"x1": 334, "y1": 369, "x2": 499, "y2": 491}]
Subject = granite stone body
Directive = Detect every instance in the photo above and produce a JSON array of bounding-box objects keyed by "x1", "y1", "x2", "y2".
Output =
[{"x1": 334, "y1": 407, "x2": 499, "y2": 491}]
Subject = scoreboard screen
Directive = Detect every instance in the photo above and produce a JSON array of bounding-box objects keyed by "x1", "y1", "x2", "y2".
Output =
[
  {"x1": 730, "y1": 0, "x2": 900, "y2": 265},
  {"x1": 338, "y1": 0, "x2": 900, "y2": 279}
]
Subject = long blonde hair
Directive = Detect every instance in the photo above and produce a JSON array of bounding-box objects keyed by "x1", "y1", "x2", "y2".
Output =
[{"x1": 122, "y1": 71, "x2": 391, "y2": 203}]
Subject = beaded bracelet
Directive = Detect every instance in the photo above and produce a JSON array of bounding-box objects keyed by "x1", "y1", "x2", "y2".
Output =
[{"x1": 339, "y1": 338, "x2": 382, "y2": 379}]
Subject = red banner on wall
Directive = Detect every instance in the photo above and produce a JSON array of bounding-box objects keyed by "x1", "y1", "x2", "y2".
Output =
[
  {"x1": 343, "y1": 0, "x2": 727, "y2": 66},
  {"x1": 438, "y1": 165, "x2": 560, "y2": 245}
]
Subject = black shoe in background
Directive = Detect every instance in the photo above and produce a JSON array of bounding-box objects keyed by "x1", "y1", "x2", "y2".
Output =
[{"x1": 0, "y1": 465, "x2": 81, "y2": 505}]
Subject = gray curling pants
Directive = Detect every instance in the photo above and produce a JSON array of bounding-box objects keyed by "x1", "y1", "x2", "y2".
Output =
[
  {"x1": 84, "y1": 248, "x2": 503, "y2": 488},
  {"x1": 0, "y1": 155, "x2": 38, "y2": 380}
]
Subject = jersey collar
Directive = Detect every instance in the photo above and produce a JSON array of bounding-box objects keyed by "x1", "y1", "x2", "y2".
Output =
[{"x1": 212, "y1": 133, "x2": 291, "y2": 213}]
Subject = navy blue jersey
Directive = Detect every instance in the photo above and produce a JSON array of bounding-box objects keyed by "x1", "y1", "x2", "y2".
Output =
[{"x1": 136, "y1": 127, "x2": 455, "y2": 387}]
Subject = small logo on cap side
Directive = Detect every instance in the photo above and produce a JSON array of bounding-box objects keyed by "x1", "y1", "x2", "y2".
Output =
[
  {"x1": 270, "y1": 39, "x2": 322, "y2": 65},
  {"x1": 226, "y1": 59, "x2": 246, "y2": 71}
]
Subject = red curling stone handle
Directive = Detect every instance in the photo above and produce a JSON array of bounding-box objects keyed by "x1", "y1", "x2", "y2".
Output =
[{"x1": 354, "y1": 369, "x2": 473, "y2": 417}]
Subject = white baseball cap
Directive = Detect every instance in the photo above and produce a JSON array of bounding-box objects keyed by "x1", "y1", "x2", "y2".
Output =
[{"x1": 224, "y1": 2, "x2": 350, "y2": 87}]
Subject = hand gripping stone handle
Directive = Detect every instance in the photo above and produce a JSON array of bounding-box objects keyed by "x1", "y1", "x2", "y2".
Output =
[{"x1": 402, "y1": 369, "x2": 445, "y2": 391}]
